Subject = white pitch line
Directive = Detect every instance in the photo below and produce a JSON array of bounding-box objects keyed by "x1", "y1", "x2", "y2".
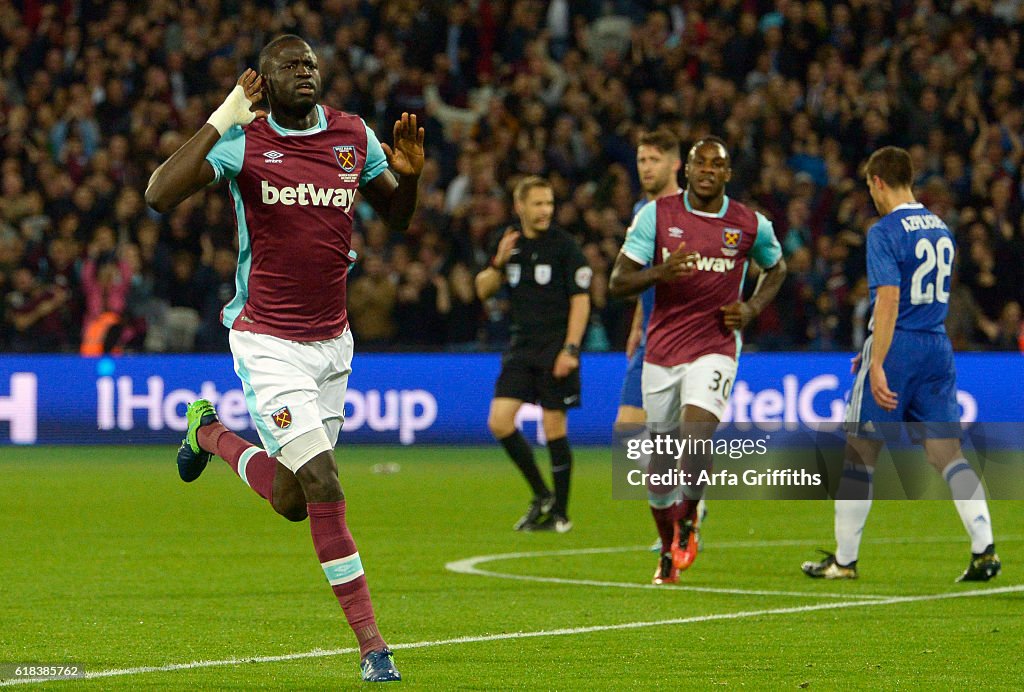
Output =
[
  {"x1": 445, "y1": 545, "x2": 891, "y2": 599},
  {"x1": 447, "y1": 560, "x2": 889, "y2": 599},
  {"x1": 442, "y1": 535, "x2": 1024, "y2": 600},
  {"x1": 3, "y1": 584, "x2": 1022, "y2": 687},
  {"x1": 710, "y1": 534, "x2": 1024, "y2": 550}
]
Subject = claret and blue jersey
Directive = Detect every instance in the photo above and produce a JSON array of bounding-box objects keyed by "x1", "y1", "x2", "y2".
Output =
[
  {"x1": 205, "y1": 105, "x2": 388, "y2": 342},
  {"x1": 620, "y1": 190, "x2": 782, "y2": 366}
]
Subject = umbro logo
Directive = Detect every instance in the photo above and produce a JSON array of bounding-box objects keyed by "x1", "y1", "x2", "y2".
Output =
[
  {"x1": 668, "y1": 226, "x2": 684, "y2": 238},
  {"x1": 263, "y1": 150, "x2": 284, "y2": 164}
]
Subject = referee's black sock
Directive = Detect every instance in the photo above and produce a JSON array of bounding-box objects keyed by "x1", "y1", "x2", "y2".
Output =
[
  {"x1": 500, "y1": 431, "x2": 550, "y2": 499},
  {"x1": 548, "y1": 436, "x2": 573, "y2": 516}
]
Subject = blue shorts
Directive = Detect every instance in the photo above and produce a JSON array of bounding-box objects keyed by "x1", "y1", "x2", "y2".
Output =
[
  {"x1": 619, "y1": 343, "x2": 645, "y2": 409},
  {"x1": 846, "y1": 330, "x2": 960, "y2": 439}
]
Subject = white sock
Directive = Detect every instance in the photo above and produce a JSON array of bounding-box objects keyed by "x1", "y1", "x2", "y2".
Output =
[
  {"x1": 835, "y1": 500, "x2": 872, "y2": 565},
  {"x1": 834, "y1": 463, "x2": 873, "y2": 566},
  {"x1": 943, "y1": 459, "x2": 994, "y2": 554}
]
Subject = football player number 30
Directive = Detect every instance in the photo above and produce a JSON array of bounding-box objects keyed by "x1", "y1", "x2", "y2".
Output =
[
  {"x1": 911, "y1": 236, "x2": 954, "y2": 305},
  {"x1": 709, "y1": 370, "x2": 733, "y2": 398}
]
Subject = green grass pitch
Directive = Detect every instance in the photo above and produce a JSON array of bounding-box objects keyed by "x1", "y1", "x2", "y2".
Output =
[{"x1": 2, "y1": 445, "x2": 1022, "y2": 689}]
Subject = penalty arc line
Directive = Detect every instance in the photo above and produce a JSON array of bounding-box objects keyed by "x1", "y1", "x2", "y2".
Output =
[
  {"x1": 3, "y1": 584, "x2": 1022, "y2": 686},
  {"x1": 444, "y1": 536, "x2": 1024, "y2": 601},
  {"x1": 446, "y1": 545, "x2": 891, "y2": 599}
]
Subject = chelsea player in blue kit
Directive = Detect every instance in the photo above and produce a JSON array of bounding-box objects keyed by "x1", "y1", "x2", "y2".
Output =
[
  {"x1": 802, "y1": 147, "x2": 1000, "y2": 582},
  {"x1": 616, "y1": 130, "x2": 682, "y2": 430}
]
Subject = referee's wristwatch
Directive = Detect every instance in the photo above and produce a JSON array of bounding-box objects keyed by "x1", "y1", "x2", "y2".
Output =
[{"x1": 562, "y1": 343, "x2": 580, "y2": 357}]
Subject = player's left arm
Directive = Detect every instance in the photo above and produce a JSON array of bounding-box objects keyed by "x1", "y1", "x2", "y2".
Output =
[
  {"x1": 864, "y1": 221, "x2": 903, "y2": 411},
  {"x1": 867, "y1": 285, "x2": 899, "y2": 411},
  {"x1": 721, "y1": 212, "x2": 787, "y2": 329},
  {"x1": 553, "y1": 242, "x2": 592, "y2": 378},
  {"x1": 359, "y1": 112, "x2": 425, "y2": 232}
]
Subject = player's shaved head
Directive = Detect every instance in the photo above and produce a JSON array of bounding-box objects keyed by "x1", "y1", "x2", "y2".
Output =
[
  {"x1": 687, "y1": 136, "x2": 729, "y2": 164},
  {"x1": 259, "y1": 34, "x2": 308, "y2": 73},
  {"x1": 258, "y1": 34, "x2": 321, "y2": 123},
  {"x1": 684, "y1": 135, "x2": 732, "y2": 209},
  {"x1": 865, "y1": 146, "x2": 913, "y2": 189}
]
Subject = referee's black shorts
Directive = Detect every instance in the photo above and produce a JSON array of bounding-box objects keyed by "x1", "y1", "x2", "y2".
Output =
[{"x1": 494, "y1": 339, "x2": 581, "y2": 411}]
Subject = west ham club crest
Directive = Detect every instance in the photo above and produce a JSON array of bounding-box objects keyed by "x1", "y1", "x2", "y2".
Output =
[
  {"x1": 722, "y1": 227, "x2": 742, "y2": 257},
  {"x1": 272, "y1": 406, "x2": 292, "y2": 429},
  {"x1": 333, "y1": 145, "x2": 357, "y2": 172}
]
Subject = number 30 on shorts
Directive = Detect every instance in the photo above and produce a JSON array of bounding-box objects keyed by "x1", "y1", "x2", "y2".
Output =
[{"x1": 708, "y1": 370, "x2": 733, "y2": 398}]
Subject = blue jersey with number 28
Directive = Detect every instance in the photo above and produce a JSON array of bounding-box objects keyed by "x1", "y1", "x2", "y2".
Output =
[{"x1": 867, "y1": 202, "x2": 954, "y2": 334}]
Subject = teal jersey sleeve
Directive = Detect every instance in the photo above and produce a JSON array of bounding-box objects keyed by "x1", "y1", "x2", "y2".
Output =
[
  {"x1": 620, "y1": 200, "x2": 657, "y2": 265},
  {"x1": 750, "y1": 211, "x2": 783, "y2": 268},
  {"x1": 205, "y1": 126, "x2": 246, "y2": 183},
  {"x1": 360, "y1": 120, "x2": 389, "y2": 186}
]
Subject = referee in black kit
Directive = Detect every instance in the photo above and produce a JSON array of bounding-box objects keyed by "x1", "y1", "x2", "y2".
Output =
[{"x1": 475, "y1": 176, "x2": 591, "y2": 533}]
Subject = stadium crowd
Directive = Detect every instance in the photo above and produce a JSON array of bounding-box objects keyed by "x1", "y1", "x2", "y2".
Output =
[{"x1": 1, "y1": 0, "x2": 1023, "y2": 354}]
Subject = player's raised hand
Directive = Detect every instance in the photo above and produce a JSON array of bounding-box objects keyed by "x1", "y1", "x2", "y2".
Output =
[
  {"x1": 382, "y1": 112, "x2": 425, "y2": 178},
  {"x1": 869, "y1": 363, "x2": 898, "y2": 411},
  {"x1": 720, "y1": 301, "x2": 756, "y2": 330},
  {"x1": 238, "y1": 69, "x2": 267, "y2": 117},
  {"x1": 206, "y1": 69, "x2": 266, "y2": 135},
  {"x1": 656, "y1": 243, "x2": 697, "y2": 282},
  {"x1": 492, "y1": 227, "x2": 520, "y2": 269}
]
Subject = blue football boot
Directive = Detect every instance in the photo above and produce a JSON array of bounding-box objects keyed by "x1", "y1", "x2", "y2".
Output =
[{"x1": 361, "y1": 648, "x2": 401, "y2": 682}]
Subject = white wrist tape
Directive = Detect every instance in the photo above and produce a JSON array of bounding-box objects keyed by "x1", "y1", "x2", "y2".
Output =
[{"x1": 206, "y1": 84, "x2": 256, "y2": 135}]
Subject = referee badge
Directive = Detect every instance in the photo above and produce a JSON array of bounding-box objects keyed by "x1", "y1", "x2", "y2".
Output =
[
  {"x1": 272, "y1": 406, "x2": 292, "y2": 429},
  {"x1": 575, "y1": 266, "x2": 593, "y2": 289},
  {"x1": 535, "y1": 264, "x2": 552, "y2": 285}
]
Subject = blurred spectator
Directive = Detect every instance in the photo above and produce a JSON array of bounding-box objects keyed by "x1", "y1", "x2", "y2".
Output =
[
  {"x1": 4, "y1": 266, "x2": 72, "y2": 352},
  {"x1": 394, "y1": 261, "x2": 447, "y2": 348},
  {"x1": 159, "y1": 249, "x2": 203, "y2": 352},
  {"x1": 445, "y1": 262, "x2": 483, "y2": 350},
  {"x1": 986, "y1": 300, "x2": 1023, "y2": 351},
  {"x1": 79, "y1": 239, "x2": 135, "y2": 355},
  {"x1": 348, "y1": 253, "x2": 398, "y2": 349},
  {"x1": 194, "y1": 246, "x2": 237, "y2": 352}
]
